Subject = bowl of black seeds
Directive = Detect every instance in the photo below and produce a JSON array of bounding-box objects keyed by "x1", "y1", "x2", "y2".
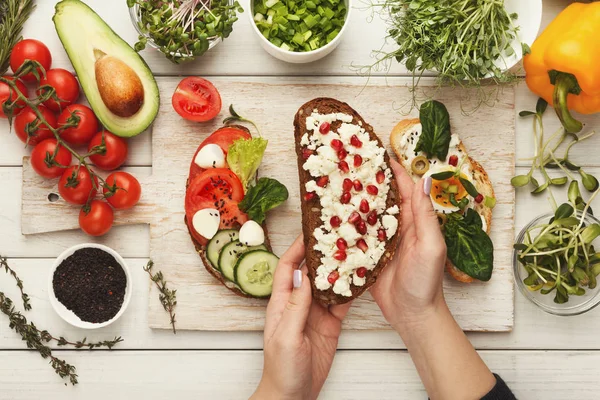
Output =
[{"x1": 49, "y1": 244, "x2": 132, "y2": 329}]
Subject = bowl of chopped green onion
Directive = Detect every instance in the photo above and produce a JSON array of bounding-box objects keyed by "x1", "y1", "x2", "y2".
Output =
[
  {"x1": 249, "y1": 0, "x2": 351, "y2": 63},
  {"x1": 514, "y1": 209, "x2": 600, "y2": 316},
  {"x1": 128, "y1": 0, "x2": 243, "y2": 64}
]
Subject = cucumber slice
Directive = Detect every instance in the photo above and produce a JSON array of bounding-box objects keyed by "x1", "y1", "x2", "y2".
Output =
[
  {"x1": 206, "y1": 230, "x2": 239, "y2": 270},
  {"x1": 234, "y1": 250, "x2": 279, "y2": 298},
  {"x1": 218, "y1": 240, "x2": 267, "y2": 282}
]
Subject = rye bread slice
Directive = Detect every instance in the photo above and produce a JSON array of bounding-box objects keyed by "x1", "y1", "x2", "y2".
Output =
[
  {"x1": 390, "y1": 119, "x2": 495, "y2": 283},
  {"x1": 294, "y1": 98, "x2": 402, "y2": 305},
  {"x1": 184, "y1": 124, "x2": 272, "y2": 299}
]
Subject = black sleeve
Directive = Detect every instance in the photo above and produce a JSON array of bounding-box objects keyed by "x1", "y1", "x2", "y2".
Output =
[{"x1": 481, "y1": 374, "x2": 516, "y2": 400}]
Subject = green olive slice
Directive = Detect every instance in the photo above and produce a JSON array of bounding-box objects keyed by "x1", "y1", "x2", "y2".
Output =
[{"x1": 411, "y1": 156, "x2": 430, "y2": 175}]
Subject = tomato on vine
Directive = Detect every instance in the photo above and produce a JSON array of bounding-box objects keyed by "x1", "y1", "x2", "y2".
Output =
[
  {"x1": 57, "y1": 104, "x2": 98, "y2": 145},
  {"x1": 79, "y1": 200, "x2": 114, "y2": 236},
  {"x1": 38, "y1": 68, "x2": 80, "y2": 112},
  {"x1": 88, "y1": 131, "x2": 128, "y2": 171},
  {"x1": 14, "y1": 105, "x2": 57, "y2": 146},
  {"x1": 103, "y1": 171, "x2": 141, "y2": 210},
  {"x1": 9, "y1": 39, "x2": 52, "y2": 82},
  {"x1": 30, "y1": 139, "x2": 72, "y2": 179},
  {"x1": 58, "y1": 166, "x2": 98, "y2": 205},
  {"x1": 0, "y1": 77, "x2": 28, "y2": 118}
]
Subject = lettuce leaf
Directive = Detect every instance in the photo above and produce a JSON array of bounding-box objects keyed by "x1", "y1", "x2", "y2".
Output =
[{"x1": 227, "y1": 138, "x2": 268, "y2": 189}]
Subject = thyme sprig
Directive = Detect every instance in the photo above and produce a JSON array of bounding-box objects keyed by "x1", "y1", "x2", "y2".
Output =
[
  {"x1": 0, "y1": 0, "x2": 35, "y2": 74},
  {"x1": 144, "y1": 260, "x2": 177, "y2": 334},
  {"x1": 1, "y1": 255, "x2": 30, "y2": 310}
]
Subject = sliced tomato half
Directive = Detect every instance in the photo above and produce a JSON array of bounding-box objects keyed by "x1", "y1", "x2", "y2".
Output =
[{"x1": 189, "y1": 126, "x2": 252, "y2": 179}]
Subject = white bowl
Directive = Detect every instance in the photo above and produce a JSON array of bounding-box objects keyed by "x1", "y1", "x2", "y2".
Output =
[
  {"x1": 493, "y1": 0, "x2": 543, "y2": 74},
  {"x1": 48, "y1": 243, "x2": 132, "y2": 330},
  {"x1": 248, "y1": 0, "x2": 352, "y2": 63}
]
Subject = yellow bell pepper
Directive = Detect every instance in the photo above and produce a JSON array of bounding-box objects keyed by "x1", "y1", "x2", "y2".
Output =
[{"x1": 524, "y1": 2, "x2": 600, "y2": 133}]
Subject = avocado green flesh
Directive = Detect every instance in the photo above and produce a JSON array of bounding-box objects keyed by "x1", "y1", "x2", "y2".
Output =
[{"x1": 53, "y1": 0, "x2": 159, "y2": 138}]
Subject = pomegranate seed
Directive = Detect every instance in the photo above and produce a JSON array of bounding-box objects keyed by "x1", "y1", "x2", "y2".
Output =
[
  {"x1": 367, "y1": 210, "x2": 378, "y2": 226},
  {"x1": 475, "y1": 194, "x2": 484, "y2": 203},
  {"x1": 356, "y1": 267, "x2": 367, "y2": 278},
  {"x1": 367, "y1": 185, "x2": 379, "y2": 195},
  {"x1": 304, "y1": 192, "x2": 316, "y2": 201},
  {"x1": 338, "y1": 149, "x2": 348, "y2": 160},
  {"x1": 350, "y1": 135, "x2": 363, "y2": 148},
  {"x1": 343, "y1": 178, "x2": 353, "y2": 192},
  {"x1": 353, "y1": 154, "x2": 363, "y2": 167},
  {"x1": 449, "y1": 155, "x2": 459, "y2": 167},
  {"x1": 378, "y1": 228, "x2": 387, "y2": 242},
  {"x1": 357, "y1": 239, "x2": 368, "y2": 253},
  {"x1": 333, "y1": 250, "x2": 347, "y2": 261},
  {"x1": 340, "y1": 191, "x2": 351, "y2": 204},
  {"x1": 336, "y1": 238, "x2": 348, "y2": 250},
  {"x1": 328, "y1": 270, "x2": 340, "y2": 284},
  {"x1": 330, "y1": 139, "x2": 343, "y2": 151},
  {"x1": 356, "y1": 220, "x2": 367, "y2": 235},
  {"x1": 316, "y1": 176, "x2": 329, "y2": 187},
  {"x1": 338, "y1": 161, "x2": 350, "y2": 174},
  {"x1": 376, "y1": 170, "x2": 385, "y2": 184},
  {"x1": 348, "y1": 211, "x2": 361, "y2": 224},
  {"x1": 353, "y1": 180, "x2": 363, "y2": 192},
  {"x1": 359, "y1": 199, "x2": 370, "y2": 213},
  {"x1": 330, "y1": 216, "x2": 342, "y2": 228},
  {"x1": 319, "y1": 122, "x2": 331, "y2": 134},
  {"x1": 302, "y1": 148, "x2": 314, "y2": 160}
]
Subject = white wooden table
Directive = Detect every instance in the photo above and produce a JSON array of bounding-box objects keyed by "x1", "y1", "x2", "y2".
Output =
[{"x1": 2, "y1": 0, "x2": 600, "y2": 398}]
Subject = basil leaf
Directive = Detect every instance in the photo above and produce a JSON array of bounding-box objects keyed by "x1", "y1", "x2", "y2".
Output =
[
  {"x1": 415, "y1": 100, "x2": 452, "y2": 160},
  {"x1": 238, "y1": 177, "x2": 289, "y2": 224},
  {"x1": 459, "y1": 177, "x2": 480, "y2": 198},
  {"x1": 431, "y1": 171, "x2": 454, "y2": 180},
  {"x1": 443, "y1": 209, "x2": 494, "y2": 281}
]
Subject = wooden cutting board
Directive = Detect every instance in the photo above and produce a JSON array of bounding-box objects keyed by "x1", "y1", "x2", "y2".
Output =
[{"x1": 22, "y1": 77, "x2": 515, "y2": 332}]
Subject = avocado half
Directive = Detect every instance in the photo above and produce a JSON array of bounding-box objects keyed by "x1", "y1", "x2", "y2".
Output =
[{"x1": 53, "y1": 0, "x2": 159, "y2": 138}]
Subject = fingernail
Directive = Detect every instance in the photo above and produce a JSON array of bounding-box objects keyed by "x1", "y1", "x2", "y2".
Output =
[
  {"x1": 293, "y1": 270, "x2": 302, "y2": 289},
  {"x1": 423, "y1": 176, "x2": 432, "y2": 196}
]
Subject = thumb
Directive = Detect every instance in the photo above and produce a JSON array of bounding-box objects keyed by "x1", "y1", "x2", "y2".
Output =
[
  {"x1": 412, "y1": 175, "x2": 443, "y2": 244},
  {"x1": 277, "y1": 268, "x2": 312, "y2": 336}
]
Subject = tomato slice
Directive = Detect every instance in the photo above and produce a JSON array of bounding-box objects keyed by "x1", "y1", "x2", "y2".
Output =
[
  {"x1": 189, "y1": 126, "x2": 251, "y2": 179},
  {"x1": 172, "y1": 77, "x2": 222, "y2": 122}
]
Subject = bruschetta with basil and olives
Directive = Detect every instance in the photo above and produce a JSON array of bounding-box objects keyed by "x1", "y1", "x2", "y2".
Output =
[
  {"x1": 390, "y1": 100, "x2": 496, "y2": 283},
  {"x1": 185, "y1": 125, "x2": 288, "y2": 298},
  {"x1": 294, "y1": 98, "x2": 402, "y2": 305}
]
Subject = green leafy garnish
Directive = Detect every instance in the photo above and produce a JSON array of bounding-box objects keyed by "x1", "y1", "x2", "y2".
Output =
[
  {"x1": 238, "y1": 177, "x2": 289, "y2": 224},
  {"x1": 415, "y1": 100, "x2": 452, "y2": 160},
  {"x1": 0, "y1": 0, "x2": 35, "y2": 75},
  {"x1": 443, "y1": 209, "x2": 494, "y2": 281},
  {"x1": 227, "y1": 138, "x2": 268, "y2": 190}
]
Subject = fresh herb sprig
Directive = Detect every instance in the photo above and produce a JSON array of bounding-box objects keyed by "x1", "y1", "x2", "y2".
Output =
[
  {"x1": 1, "y1": 256, "x2": 30, "y2": 310},
  {"x1": 223, "y1": 104, "x2": 262, "y2": 136},
  {"x1": 129, "y1": 0, "x2": 243, "y2": 64},
  {"x1": 515, "y1": 188, "x2": 600, "y2": 304},
  {"x1": 0, "y1": 0, "x2": 35, "y2": 74},
  {"x1": 0, "y1": 257, "x2": 123, "y2": 386},
  {"x1": 144, "y1": 260, "x2": 177, "y2": 334},
  {"x1": 512, "y1": 98, "x2": 599, "y2": 208}
]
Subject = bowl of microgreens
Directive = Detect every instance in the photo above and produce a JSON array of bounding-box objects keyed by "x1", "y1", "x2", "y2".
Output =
[
  {"x1": 514, "y1": 189, "x2": 600, "y2": 316},
  {"x1": 128, "y1": 0, "x2": 244, "y2": 64},
  {"x1": 249, "y1": 0, "x2": 351, "y2": 63}
]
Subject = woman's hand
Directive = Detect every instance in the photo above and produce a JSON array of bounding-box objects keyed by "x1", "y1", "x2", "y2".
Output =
[
  {"x1": 370, "y1": 159, "x2": 448, "y2": 331},
  {"x1": 251, "y1": 235, "x2": 352, "y2": 400}
]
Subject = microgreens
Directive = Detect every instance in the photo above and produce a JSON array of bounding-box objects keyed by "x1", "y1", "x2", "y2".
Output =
[{"x1": 223, "y1": 104, "x2": 262, "y2": 136}]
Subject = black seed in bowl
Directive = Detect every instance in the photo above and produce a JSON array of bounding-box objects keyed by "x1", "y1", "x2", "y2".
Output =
[{"x1": 53, "y1": 248, "x2": 127, "y2": 324}]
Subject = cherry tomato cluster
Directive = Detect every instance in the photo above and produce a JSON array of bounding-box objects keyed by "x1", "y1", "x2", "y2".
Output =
[{"x1": 1, "y1": 39, "x2": 142, "y2": 237}]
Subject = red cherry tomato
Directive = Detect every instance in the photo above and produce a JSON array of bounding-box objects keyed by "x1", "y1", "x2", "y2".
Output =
[
  {"x1": 30, "y1": 139, "x2": 72, "y2": 178},
  {"x1": 88, "y1": 131, "x2": 128, "y2": 171},
  {"x1": 14, "y1": 105, "x2": 57, "y2": 146},
  {"x1": 38, "y1": 68, "x2": 80, "y2": 112},
  {"x1": 188, "y1": 126, "x2": 251, "y2": 179},
  {"x1": 79, "y1": 200, "x2": 114, "y2": 237},
  {"x1": 58, "y1": 166, "x2": 98, "y2": 205},
  {"x1": 9, "y1": 39, "x2": 52, "y2": 82},
  {"x1": 57, "y1": 104, "x2": 99, "y2": 145},
  {"x1": 103, "y1": 171, "x2": 142, "y2": 210},
  {"x1": 0, "y1": 77, "x2": 28, "y2": 118},
  {"x1": 172, "y1": 77, "x2": 222, "y2": 122}
]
